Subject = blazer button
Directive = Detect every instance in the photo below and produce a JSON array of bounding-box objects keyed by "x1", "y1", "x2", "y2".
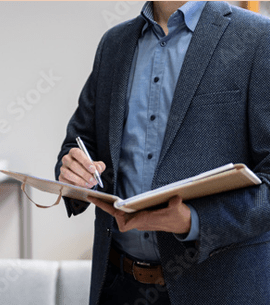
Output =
[{"x1": 106, "y1": 228, "x2": 111, "y2": 237}]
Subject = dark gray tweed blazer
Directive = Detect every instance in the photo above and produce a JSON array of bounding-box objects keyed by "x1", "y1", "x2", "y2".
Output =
[{"x1": 55, "y1": 2, "x2": 270, "y2": 304}]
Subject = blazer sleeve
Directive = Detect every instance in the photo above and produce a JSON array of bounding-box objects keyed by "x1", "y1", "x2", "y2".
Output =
[
  {"x1": 54, "y1": 32, "x2": 107, "y2": 217},
  {"x1": 192, "y1": 28, "x2": 270, "y2": 263}
]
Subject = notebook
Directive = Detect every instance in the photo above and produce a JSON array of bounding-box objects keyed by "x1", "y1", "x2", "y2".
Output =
[{"x1": 0, "y1": 163, "x2": 262, "y2": 213}]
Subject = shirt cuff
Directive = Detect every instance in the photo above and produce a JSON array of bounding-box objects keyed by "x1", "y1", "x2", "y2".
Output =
[{"x1": 174, "y1": 204, "x2": 199, "y2": 242}]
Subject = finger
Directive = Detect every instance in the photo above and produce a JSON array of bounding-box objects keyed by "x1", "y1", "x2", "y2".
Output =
[
  {"x1": 62, "y1": 153, "x2": 97, "y2": 186},
  {"x1": 119, "y1": 198, "x2": 182, "y2": 232},
  {"x1": 167, "y1": 195, "x2": 189, "y2": 215},
  {"x1": 117, "y1": 210, "x2": 150, "y2": 232},
  {"x1": 120, "y1": 208, "x2": 170, "y2": 233},
  {"x1": 59, "y1": 167, "x2": 96, "y2": 188},
  {"x1": 58, "y1": 174, "x2": 72, "y2": 185},
  {"x1": 168, "y1": 195, "x2": 183, "y2": 206},
  {"x1": 167, "y1": 196, "x2": 191, "y2": 233},
  {"x1": 94, "y1": 161, "x2": 106, "y2": 174},
  {"x1": 69, "y1": 148, "x2": 96, "y2": 174},
  {"x1": 61, "y1": 152, "x2": 97, "y2": 188},
  {"x1": 87, "y1": 196, "x2": 122, "y2": 217},
  {"x1": 70, "y1": 149, "x2": 106, "y2": 174}
]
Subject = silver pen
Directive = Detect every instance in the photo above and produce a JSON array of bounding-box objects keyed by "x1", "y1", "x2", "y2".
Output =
[{"x1": 76, "y1": 137, "x2": 104, "y2": 188}]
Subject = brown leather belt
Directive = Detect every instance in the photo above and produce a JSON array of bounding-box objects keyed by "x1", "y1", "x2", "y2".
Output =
[{"x1": 109, "y1": 247, "x2": 165, "y2": 286}]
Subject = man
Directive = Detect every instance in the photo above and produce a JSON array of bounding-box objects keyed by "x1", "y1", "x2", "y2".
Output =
[{"x1": 55, "y1": 1, "x2": 270, "y2": 304}]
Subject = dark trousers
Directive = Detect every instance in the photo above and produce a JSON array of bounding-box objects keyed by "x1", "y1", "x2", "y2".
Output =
[{"x1": 99, "y1": 261, "x2": 171, "y2": 305}]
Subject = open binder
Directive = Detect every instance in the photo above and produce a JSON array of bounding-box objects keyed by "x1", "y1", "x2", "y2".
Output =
[{"x1": 0, "y1": 163, "x2": 262, "y2": 213}]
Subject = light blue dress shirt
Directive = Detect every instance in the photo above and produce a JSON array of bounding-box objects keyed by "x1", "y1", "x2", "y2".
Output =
[{"x1": 113, "y1": 1, "x2": 206, "y2": 263}]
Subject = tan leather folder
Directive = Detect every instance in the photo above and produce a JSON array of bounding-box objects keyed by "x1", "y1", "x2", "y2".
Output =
[{"x1": 0, "y1": 163, "x2": 262, "y2": 213}]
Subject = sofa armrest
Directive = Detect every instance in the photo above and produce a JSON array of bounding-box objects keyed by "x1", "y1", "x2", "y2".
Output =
[{"x1": 56, "y1": 260, "x2": 92, "y2": 305}]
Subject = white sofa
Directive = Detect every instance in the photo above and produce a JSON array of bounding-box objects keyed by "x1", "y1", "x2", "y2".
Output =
[{"x1": 0, "y1": 259, "x2": 92, "y2": 305}]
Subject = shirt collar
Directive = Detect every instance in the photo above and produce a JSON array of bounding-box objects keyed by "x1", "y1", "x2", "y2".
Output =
[
  {"x1": 141, "y1": 1, "x2": 206, "y2": 34},
  {"x1": 181, "y1": 1, "x2": 206, "y2": 32}
]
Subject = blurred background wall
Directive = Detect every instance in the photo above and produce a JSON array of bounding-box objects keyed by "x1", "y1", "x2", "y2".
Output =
[
  {"x1": 0, "y1": 1, "x2": 142, "y2": 260},
  {"x1": 0, "y1": 1, "x2": 269, "y2": 261}
]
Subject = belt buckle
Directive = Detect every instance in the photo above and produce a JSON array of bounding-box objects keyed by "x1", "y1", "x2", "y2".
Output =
[{"x1": 132, "y1": 260, "x2": 151, "y2": 282}]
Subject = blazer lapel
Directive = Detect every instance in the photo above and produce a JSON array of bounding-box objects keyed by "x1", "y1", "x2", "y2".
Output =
[
  {"x1": 109, "y1": 16, "x2": 145, "y2": 191},
  {"x1": 158, "y1": 2, "x2": 232, "y2": 168}
]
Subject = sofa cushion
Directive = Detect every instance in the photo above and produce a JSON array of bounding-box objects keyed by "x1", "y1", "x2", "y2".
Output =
[{"x1": 0, "y1": 259, "x2": 58, "y2": 305}]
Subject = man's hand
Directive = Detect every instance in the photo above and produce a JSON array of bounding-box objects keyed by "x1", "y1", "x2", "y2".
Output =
[
  {"x1": 59, "y1": 148, "x2": 106, "y2": 188},
  {"x1": 87, "y1": 195, "x2": 191, "y2": 234}
]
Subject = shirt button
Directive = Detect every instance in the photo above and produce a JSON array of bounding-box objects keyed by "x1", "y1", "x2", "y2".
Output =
[
  {"x1": 150, "y1": 115, "x2": 156, "y2": 121},
  {"x1": 154, "y1": 77, "x2": 159, "y2": 83},
  {"x1": 144, "y1": 232, "x2": 149, "y2": 239},
  {"x1": 160, "y1": 41, "x2": 167, "y2": 47},
  {"x1": 147, "y1": 153, "x2": 153, "y2": 160}
]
